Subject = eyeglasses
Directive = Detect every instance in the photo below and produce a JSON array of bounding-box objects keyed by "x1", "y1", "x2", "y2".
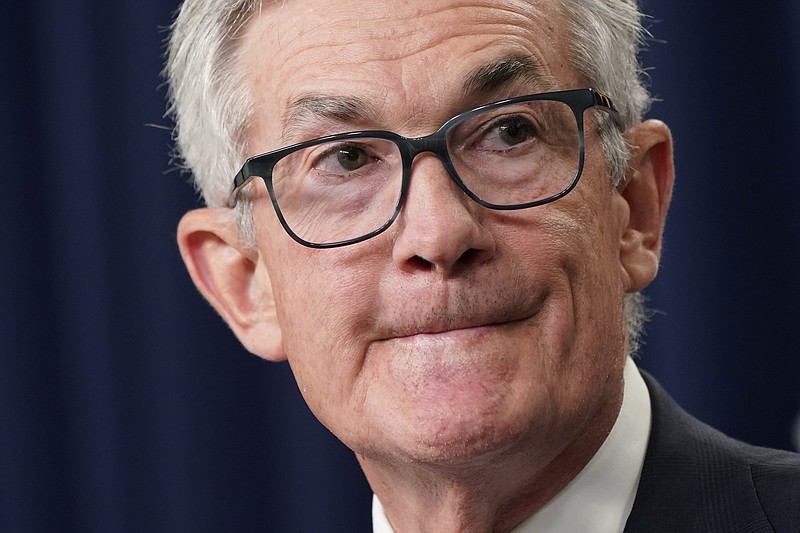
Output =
[{"x1": 230, "y1": 88, "x2": 618, "y2": 248}]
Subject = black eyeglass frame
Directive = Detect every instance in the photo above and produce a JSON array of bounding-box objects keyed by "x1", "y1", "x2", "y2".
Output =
[{"x1": 230, "y1": 87, "x2": 618, "y2": 249}]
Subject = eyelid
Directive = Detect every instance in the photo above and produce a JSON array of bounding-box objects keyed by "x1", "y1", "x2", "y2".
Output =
[
  {"x1": 311, "y1": 140, "x2": 372, "y2": 158},
  {"x1": 453, "y1": 109, "x2": 538, "y2": 146},
  {"x1": 306, "y1": 142, "x2": 353, "y2": 168},
  {"x1": 307, "y1": 140, "x2": 387, "y2": 173}
]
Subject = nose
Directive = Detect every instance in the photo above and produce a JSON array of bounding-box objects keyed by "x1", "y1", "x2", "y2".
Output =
[{"x1": 391, "y1": 155, "x2": 496, "y2": 276}]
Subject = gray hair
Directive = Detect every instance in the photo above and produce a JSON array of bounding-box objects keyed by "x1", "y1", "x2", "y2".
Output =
[
  {"x1": 164, "y1": 0, "x2": 653, "y2": 354},
  {"x1": 165, "y1": 0, "x2": 259, "y2": 209},
  {"x1": 560, "y1": 0, "x2": 653, "y2": 355}
]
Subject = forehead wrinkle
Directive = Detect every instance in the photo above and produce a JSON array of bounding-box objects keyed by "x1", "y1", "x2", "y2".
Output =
[
  {"x1": 278, "y1": 54, "x2": 558, "y2": 144},
  {"x1": 244, "y1": 0, "x2": 573, "y2": 145},
  {"x1": 281, "y1": 94, "x2": 378, "y2": 142},
  {"x1": 265, "y1": 1, "x2": 552, "y2": 66}
]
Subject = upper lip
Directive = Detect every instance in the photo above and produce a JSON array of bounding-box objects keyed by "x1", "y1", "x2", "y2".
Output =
[{"x1": 371, "y1": 276, "x2": 546, "y2": 341}]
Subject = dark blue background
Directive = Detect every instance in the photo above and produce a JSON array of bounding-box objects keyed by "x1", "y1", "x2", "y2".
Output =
[{"x1": 2, "y1": 2, "x2": 798, "y2": 531}]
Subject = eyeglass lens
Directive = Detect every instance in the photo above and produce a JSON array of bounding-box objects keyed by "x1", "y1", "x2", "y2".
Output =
[{"x1": 270, "y1": 99, "x2": 581, "y2": 246}]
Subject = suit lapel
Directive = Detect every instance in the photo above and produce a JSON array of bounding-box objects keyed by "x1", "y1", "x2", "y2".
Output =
[{"x1": 623, "y1": 373, "x2": 772, "y2": 533}]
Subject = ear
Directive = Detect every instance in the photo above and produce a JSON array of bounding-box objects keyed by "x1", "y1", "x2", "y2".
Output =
[
  {"x1": 617, "y1": 119, "x2": 675, "y2": 292},
  {"x1": 177, "y1": 208, "x2": 286, "y2": 361}
]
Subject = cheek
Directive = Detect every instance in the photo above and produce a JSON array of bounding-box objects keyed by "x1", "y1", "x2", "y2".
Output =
[
  {"x1": 272, "y1": 256, "x2": 368, "y2": 353},
  {"x1": 557, "y1": 193, "x2": 628, "y2": 354},
  {"x1": 507, "y1": 183, "x2": 627, "y2": 331},
  {"x1": 258, "y1": 219, "x2": 384, "y2": 407},
  {"x1": 271, "y1": 264, "x2": 369, "y2": 420}
]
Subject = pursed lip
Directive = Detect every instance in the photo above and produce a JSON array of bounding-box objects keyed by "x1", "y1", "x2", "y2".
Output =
[
  {"x1": 381, "y1": 310, "x2": 533, "y2": 342},
  {"x1": 373, "y1": 282, "x2": 547, "y2": 343}
]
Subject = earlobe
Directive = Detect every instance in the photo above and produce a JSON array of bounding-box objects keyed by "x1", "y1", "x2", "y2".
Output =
[
  {"x1": 177, "y1": 208, "x2": 286, "y2": 361},
  {"x1": 617, "y1": 119, "x2": 675, "y2": 292}
]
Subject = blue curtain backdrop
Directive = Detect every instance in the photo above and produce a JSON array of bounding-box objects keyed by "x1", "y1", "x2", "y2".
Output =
[{"x1": 1, "y1": 1, "x2": 798, "y2": 531}]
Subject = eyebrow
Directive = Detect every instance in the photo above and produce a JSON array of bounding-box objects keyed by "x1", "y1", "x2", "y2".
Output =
[
  {"x1": 460, "y1": 55, "x2": 550, "y2": 100},
  {"x1": 280, "y1": 55, "x2": 549, "y2": 142},
  {"x1": 282, "y1": 94, "x2": 377, "y2": 142}
]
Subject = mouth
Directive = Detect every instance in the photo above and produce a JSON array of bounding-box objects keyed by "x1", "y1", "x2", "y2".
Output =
[
  {"x1": 374, "y1": 281, "x2": 547, "y2": 344},
  {"x1": 383, "y1": 310, "x2": 534, "y2": 342}
]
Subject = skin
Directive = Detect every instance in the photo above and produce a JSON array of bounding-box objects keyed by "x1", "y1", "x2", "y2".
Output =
[{"x1": 177, "y1": 0, "x2": 674, "y2": 531}]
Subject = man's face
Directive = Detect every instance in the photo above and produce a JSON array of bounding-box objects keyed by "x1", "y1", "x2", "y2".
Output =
[{"x1": 237, "y1": 0, "x2": 634, "y2": 466}]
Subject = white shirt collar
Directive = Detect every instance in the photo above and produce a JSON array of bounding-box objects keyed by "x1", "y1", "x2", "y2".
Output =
[{"x1": 372, "y1": 356, "x2": 652, "y2": 532}]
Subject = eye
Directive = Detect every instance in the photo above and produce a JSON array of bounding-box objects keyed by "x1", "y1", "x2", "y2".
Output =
[
  {"x1": 491, "y1": 115, "x2": 537, "y2": 148},
  {"x1": 336, "y1": 146, "x2": 369, "y2": 171},
  {"x1": 315, "y1": 144, "x2": 371, "y2": 173}
]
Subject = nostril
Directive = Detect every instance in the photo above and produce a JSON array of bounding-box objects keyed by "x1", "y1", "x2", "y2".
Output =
[
  {"x1": 458, "y1": 248, "x2": 479, "y2": 265},
  {"x1": 407, "y1": 248, "x2": 483, "y2": 275},
  {"x1": 409, "y1": 255, "x2": 435, "y2": 271}
]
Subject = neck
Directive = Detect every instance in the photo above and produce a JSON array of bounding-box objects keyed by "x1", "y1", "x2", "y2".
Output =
[{"x1": 359, "y1": 386, "x2": 623, "y2": 533}]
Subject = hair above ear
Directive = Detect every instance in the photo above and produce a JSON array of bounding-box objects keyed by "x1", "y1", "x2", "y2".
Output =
[
  {"x1": 177, "y1": 207, "x2": 286, "y2": 361},
  {"x1": 617, "y1": 119, "x2": 675, "y2": 292}
]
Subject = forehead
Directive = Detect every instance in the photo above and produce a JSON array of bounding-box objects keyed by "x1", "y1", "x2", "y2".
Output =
[{"x1": 238, "y1": 0, "x2": 579, "y2": 144}]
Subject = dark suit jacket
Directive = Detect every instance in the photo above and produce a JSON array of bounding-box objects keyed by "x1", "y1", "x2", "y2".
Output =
[{"x1": 624, "y1": 373, "x2": 800, "y2": 532}]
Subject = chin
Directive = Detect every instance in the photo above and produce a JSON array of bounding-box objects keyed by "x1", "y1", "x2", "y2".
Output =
[
  {"x1": 414, "y1": 417, "x2": 527, "y2": 465},
  {"x1": 377, "y1": 387, "x2": 540, "y2": 468}
]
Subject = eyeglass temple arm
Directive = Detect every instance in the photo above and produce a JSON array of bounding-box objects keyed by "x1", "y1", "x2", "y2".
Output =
[
  {"x1": 589, "y1": 89, "x2": 617, "y2": 113},
  {"x1": 229, "y1": 166, "x2": 255, "y2": 208}
]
